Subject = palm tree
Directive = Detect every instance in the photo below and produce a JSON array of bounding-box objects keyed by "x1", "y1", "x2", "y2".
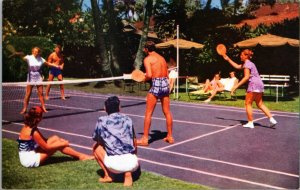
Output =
[
  {"x1": 90, "y1": 0, "x2": 112, "y2": 77},
  {"x1": 133, "y1": 0, "x2": 153, "y2": 69}
]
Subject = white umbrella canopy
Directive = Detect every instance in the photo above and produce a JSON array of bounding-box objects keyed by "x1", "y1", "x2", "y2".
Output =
[
  {"x1": 155, "y1": 37, "x2": 204, "y2": 100},
  {"x1": 234, "y1": 34, "x2": 299, "y2": 48},
  {"x1": 155, "y1": 38, "x2": 204, "y2": 49}
]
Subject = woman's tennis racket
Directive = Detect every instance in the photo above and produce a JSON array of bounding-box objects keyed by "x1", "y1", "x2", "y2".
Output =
[
  {"x1": 6, "y1": 44, "x2": 17, "y2": 58},
  {"x1": 6, "y1": 44, "x2": 24, "y2": 58},
  {"x1": 216, "y1": 44, "x2": 227, "y2": 56},
  {"x1": 123, "y1": 69, "x2": 146, "y2": 82}
]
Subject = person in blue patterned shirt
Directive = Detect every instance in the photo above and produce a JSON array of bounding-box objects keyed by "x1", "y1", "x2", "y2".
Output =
[{"x1": 92, "y1": 96, "x2": 139, "y2": 187}]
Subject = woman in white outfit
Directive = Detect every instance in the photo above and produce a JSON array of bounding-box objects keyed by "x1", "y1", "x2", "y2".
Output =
[{"x1": 16, "y1": 47, "x2": 59, "y2": 114}]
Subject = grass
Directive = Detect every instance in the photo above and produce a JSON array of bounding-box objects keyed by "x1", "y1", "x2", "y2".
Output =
[
  {"x1": 60, "y1": 79, "x2": 299, "y2": 113},
  {"x1": 2, "y1": 139, "x2": 212, "y2": 189}
]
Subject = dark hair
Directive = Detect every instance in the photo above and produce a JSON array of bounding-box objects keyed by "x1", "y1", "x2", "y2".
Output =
[
  {"x1": 24, "y1": 106, "x2": 44, "y2": 127},
  {"x1": 105, "y1": 96, "x2": 120, "y2": 115},
  {"x1": 144, "y1": 41, "x2": 156, "y2": 52}
]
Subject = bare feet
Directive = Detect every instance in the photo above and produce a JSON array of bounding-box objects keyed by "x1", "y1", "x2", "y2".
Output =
[
  {"x1": 61, "y1": 96, "x2": 66, "y2": 100},
  {"x1": 99, "y1": 176, "x2": 113, "y2": 183},
  {"x1": 124, "y1": 172, "x2": 133, "y2": 187},
  {"x1": 20, "y1": 108, "x2": 27, "y2": 114},
  {"x1": 42, "y1": 106, "x2": 48, "y2": 113},
  {"x1": 45, "y1": 96, "x2": 49, "y2": 101},
  {"x1": 136, "y1": 136, "x2": 149, "y2": 146},
  {"x1": 163, "y1": 136, "x2": 175, "y2": 144},
  {"x1": 79, "y1": 154, "x2": 95, "y2": 161}
]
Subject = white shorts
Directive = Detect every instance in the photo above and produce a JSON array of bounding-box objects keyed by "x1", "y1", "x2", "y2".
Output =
[
  {"x1": 104, "y1": 153, "x2": 139, "y2": 174},
  {"x1": 19, "y1": 151, "x2": 40, "y2": 168},
  {"x1": 252, "y1": 89, "x2": 263, "y2": 93}
]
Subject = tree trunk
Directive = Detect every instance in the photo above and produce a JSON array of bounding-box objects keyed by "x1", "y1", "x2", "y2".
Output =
[
  {"x1": 90, "y1": 0, "x2": 112, "y2": 77},
  {"x1": 104, "y1": 0, "x2": 121, "y2": 76},
  {"x1": 133, "y1": 0, "x2": 153, "y2": 70},
  {"x1": 204, "y1": 0, "x2": 212, "y2": 10}
]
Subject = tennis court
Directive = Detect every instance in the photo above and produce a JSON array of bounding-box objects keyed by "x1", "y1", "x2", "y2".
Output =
[{"x1": 2, "y1": 86, "x2": 299, "y2": 189}]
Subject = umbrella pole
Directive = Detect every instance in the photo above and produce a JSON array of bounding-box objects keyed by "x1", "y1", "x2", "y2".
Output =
[{"x1": 176, "y1": 25, "x2": 179, "y2": 100}]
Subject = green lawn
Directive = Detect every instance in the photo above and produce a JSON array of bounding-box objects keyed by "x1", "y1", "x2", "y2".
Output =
[{"x1": 2, "y1": 139, "x2": 212, "y2": 189}]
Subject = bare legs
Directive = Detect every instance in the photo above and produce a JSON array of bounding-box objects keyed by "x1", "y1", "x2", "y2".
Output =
[
  {"x1": 137, "y1": 93, "x2": 174, "y2": 145},
  {"x1": 38, "y1": 135, "x2": 94, "y2": 165},
  {"x1": 45, "y1": 74, "x2": 65, "y2": 100},
  {"x1": 243, "y1": 92, "x2": 277, "y2": 128},
  {"x1": 20, "y1": 85, "x2": 47, "y2": 114},
  {"x1": 203, "y1": 79, "x2": 213, "y2": 92},
  {"x1": 205, "y1": 87, "x2": 224, "y2": 102},
  {"x1": 161, "y1": 96, "x2": 174, "y2": 143},
  {"x1": 245, "y1": 92, "x2": 273, "y2": 122},
  {"x1": 93, "y1": 143, "x2": 133, "y2": 187},
  {"x1": 143, "y1": 93, "x2": 157, "y2": 138},
  {"x1": 20, "y1": 85, "x2": 32, "y2": 114}
]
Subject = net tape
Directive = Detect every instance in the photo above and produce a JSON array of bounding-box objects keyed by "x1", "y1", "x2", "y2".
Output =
[{"x1": 3, "y1": 74, "x2": 133, "y2": 86}]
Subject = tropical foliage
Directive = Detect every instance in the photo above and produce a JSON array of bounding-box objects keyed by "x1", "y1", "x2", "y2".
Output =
[{"x1": 2, "y1": 0, "x2": 299, "y2": 81}]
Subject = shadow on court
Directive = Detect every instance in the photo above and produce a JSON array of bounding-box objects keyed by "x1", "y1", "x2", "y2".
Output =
[{"x1": 138, "y1": 130, "x2": 168, "y2": 145}]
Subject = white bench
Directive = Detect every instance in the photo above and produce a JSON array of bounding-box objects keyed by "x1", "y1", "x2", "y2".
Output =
[{"x1": 260, "y1": 74, "x2": 290, "y2": 102}]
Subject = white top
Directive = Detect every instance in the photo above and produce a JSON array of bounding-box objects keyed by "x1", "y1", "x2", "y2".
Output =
[
  {"x1": 220, "y1": 77, "x2": 237, "y2": 91},
  {"x1": 169, "y1": 70, "x2": 178, "y2": 79},
  {"x1": 24, "y1": 55, "x2": 46, "y2": 82}
]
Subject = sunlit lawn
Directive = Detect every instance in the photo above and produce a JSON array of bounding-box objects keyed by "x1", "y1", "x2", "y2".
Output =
[{"x1": 2, "y1": 139, "x2": 212, "y2": 189}]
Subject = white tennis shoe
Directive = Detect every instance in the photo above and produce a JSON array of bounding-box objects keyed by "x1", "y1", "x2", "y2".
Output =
[
  {"x1": 243, "y1": 122, "x2": 254, "y2": 129},
  {"x1": 269, "y1": 117, "x2": 277, "y2": 128}
]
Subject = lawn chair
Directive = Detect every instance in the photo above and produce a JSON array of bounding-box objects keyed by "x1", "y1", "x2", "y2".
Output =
[
  {"x1": 188, "y1": 89, "x2": 212, "y2": 100},
  {"x1": 188, "y1": 77, "x2": 238, "y2": 100},
  {"x1": 186, "y1": 76, "x2": 204, "y2": 93}
]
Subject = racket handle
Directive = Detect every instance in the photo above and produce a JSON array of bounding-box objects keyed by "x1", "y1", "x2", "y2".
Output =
[{"x1": 123, "y1": 73, "x2": 132, "y2": 80}]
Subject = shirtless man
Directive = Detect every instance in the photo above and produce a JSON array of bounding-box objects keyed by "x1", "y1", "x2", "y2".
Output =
[
  {"x1": 45, "y1": 44, "x2": 65, "y2": 100},
  {"x1": 137, "y1": 41, "x2": 174, "y2": 146}
]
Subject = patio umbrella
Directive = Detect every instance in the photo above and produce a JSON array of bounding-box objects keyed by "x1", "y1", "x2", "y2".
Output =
[
  {"x1": 156, "y1": 38, "x2": 204, "y2": 49},
  {"x1": 234, "y1": 34, "x2": 299, "y2": 48},
  {"x1": 155, "y1": 29, "x2": 204, "y2": 99}
]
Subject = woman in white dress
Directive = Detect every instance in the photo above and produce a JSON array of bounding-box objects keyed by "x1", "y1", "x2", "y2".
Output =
[{"x1": 16, "y1": 47, "x2": 59, "y2": 114}]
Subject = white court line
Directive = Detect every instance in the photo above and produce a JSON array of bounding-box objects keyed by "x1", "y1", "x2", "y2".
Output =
[
  {"x1": 50, "y1": 89, "x2": 299, "y2": 116},
  {"x1": 160, "y1": 116, "x2": 270, "y2": 150},
  {"x1": 3, "y1": 89, "x2": 298, "y2": 118},
  {"x1": 3, "y1": 122, "x2": 298, "y2": 178},
  {"x1": 4, "y1": 100, "x2": 230, "y2": 128},
  {"x1": 2, "y1": 122, "x2": 92, "y2": 139},
  {"x1": 43, "y1": 92, "x2": 269, "y2": 115},
  {"x1": 45, "y1": 89, "x2": 297, "y2": 114},
  {"x1": 139, "y1": 146, "x2": 299, "y2": 178},
  {"x1": 1, "y1": 128, "x2": 287, "y2": 189},
  {"x1": 3, "y1": 85, "x2": 299, "y2": 115},
  {"x1": 138, "y1": 158, "x2": 285, "y2": 189},
  {"x1": 124, "y1": 113, "x2": 229, "y2": 128}
]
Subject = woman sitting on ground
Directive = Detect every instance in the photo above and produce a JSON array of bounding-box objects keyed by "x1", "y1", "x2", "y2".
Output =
[{"x1": 17, "y1": 106, "x2": 94, "y2": 168}]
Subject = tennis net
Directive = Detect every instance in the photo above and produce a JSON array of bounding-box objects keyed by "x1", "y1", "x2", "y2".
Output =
[{"x1": 2, "y1": 76, "x2": 149, "y2": 120}]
